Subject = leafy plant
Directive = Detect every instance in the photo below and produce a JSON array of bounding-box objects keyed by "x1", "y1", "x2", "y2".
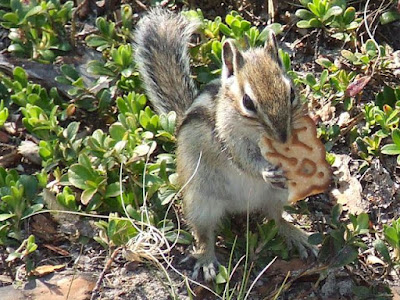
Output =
[
  {"x1": 296, "y1": 0, "x2": 344, "y2": 29},
  {"x1": 329, "y1": 6, "x2": 360, "y2": 41},
  {"x1": 185, "y1": 9, "x2": 283, "y2": 84},
  {"x1": 1, "y1": 67, "x2": 59, "y2": 111},
  {"x1": 55, "y1": 64, "x2": 112, "y2": 112},
  {"x1": 0, "y1": 99, "x2": 9, "y2": 127},
  {"x1": 85, "y1": 4, "x2": 133, "y2": 52},
  {"x1": 5, "y1": 234, "x2": 38, "y2": 273},
  {"x1": 380, "y1": 0, "x2": 400, "y2": 25},
  {"x1": 383, "y1": 218, "x2": 400, "y2": 261},
  {"x1": 0, "y1": 0, "x2": 73, "y2": 62},
  {"x1": 0, "y1": 168, "x2": 43, "y2": 243},
  {"x1": 375, "y1": 86, "x2": 400, "y2": 109},
  {"x1": 381, "y1": 129, "x2": 400, "y2": 164},
  {"x1": 309, "y1": 204, "x2": 370, "y2": 268},
  {"x1": 341, "y1": 39, "x2": 390, "y2": 72},
  {"x1": 295, "y1": 0, "x2": 361, "y2": 41}
]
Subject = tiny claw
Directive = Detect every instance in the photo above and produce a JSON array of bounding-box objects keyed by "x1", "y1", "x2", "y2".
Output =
[
  {"x1": 192, "y1": 258, "x2": 219, "y2": 282},
  {"x1": 262, "y1": 168, "x2": 287, "y2": 188}
]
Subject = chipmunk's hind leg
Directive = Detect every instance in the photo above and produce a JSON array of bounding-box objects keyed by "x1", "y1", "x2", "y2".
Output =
[
  {"x1": 184, "y1": 189, "x2": 224, "y2": 281},
  {"x1": 262, "y1": 194, "x2": 318, "y2": 259},
  {"x1": 191, "y1": 223, "x2": 220, "y2": 281},
  {"x1": 277, "y1": 218, "x2": 318, "y2": 259}
]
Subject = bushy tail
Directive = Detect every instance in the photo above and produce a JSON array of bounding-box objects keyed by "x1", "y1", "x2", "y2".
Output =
[{"x1": 134, "y1": 8, "x2": 200, "y2": 117}]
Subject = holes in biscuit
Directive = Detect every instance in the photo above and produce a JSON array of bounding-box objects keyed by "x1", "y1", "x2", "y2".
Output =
[
  {"x1": 298, "y1": 159, "x2": 316, "y2": 177},
  {"x1": 290, "y1": 182, "x2": 297, "y2": 187},
  {"x1": 318, "y1": 172, "x2": 324, "y2": 178},
  {"x1": 285, "y1": 147, "x2": 290, "y2": 152}
]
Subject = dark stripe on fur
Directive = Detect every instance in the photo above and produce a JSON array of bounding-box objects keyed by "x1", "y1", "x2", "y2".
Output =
[
  {"x1": 201, "y1": 81, "x2": 220, "y2": 96},
  {"x1": 179, "y1": 106, "x2": 215, "y2": 131}
]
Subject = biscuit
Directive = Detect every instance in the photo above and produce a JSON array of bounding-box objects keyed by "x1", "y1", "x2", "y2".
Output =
[{"x1": 259, "y1": 115, "x2": 332, "y2": 203}]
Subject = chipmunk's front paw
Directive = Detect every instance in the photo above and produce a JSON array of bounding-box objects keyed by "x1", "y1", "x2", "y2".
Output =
[
  {"x1": 192, "y1": 255, "x2": 220, "y2": 282},
  {"x1": 262, "y1": 167, "x2": 287, "y2": 189}
]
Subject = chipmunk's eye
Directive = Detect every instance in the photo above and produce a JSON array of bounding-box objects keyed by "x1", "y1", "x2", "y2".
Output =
[{"x1": 243, "y1": 94, "x2": 256, "y2": 113}]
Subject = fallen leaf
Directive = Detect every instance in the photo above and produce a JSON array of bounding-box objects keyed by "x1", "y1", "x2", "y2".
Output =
[
  {"x1": 267, "y1": 258, "x2": 307, "y2": 274},
  {"x1": 31, "y1": 265, "x2": 65, "y2": 277},
  {"x1": 0, "y1": 150, "x2": 22, "y2": 168},
  {"x1": 18, "y1": 140, "x2": 41, "y2": 165},
  {"x1": 0, "y1": 131, "x2": 9, "y2": 143},
  {"x1": 31, "y1": 214, "x2": 64, "y2": 243},
  {"x1": 366, "y1": 255, "x2": 385, "y2": 266},
  {"x1": 0, "y1": 273, "x2": 96, "y2": 300},
  {"x1": 345, "y1": 76, "x2": 371, "y2": 97},
  {"x1": 42, "y1": 244, "x2": 70, "y2": 256}
]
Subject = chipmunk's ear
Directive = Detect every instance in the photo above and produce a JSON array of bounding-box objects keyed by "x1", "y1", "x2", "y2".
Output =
[
  {"x1": 222, "y1": 40, "x2": 244, "y2": 79},
  {"x1": 264, "y1": 32, "x2": 282, "y2": 68}
]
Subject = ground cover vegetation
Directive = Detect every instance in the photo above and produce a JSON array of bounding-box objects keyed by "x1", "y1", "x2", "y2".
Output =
[{"x1": 0, "y1": 0, "x2": 400, "y2": 299}]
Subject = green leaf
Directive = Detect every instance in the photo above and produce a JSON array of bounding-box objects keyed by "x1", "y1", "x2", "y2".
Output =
[
  {"x1": 81, "y1": 188, "x2": 97, "y2": 205},
  {"x1": 215, "y1": 265, "x2": 228, "y2": 284},
  {"x1": 219, "y1": 23, "x2": 232, "y2": 37},
  {"x1": 8, "y1": 44, "x2": 25, "y2": 53},
  {"x1": 87, "y1": 61, "x2": 115, "y2": 76},
  {"x1": 356, "y1": 213, "x2": 369, "y2": 231},
  {"x1": 13, "y1": 67, "x2": 28, "y2": 87},
  {"x1": 323, "y1": 6, "x2": 343, "y2": 22},
  {"x1": 295, "y1": 8, "x2": 314, "y2": 20},
  {"x1": 23, "y1": 203, "x2": 43, "y2": 217},
  {"x1": 320, "y1": 69, "x2": 328, "y2": 86},
  {"x1": 308, "y1": 232, "x2": 323, "y2": 245},
  {"x1": 68, "y1": 164, "x2": 96, "y2": 190},
  {"x1": 61, "y1": 65, "x2": 80, "y2": 81},
  {"x1": 316, "y1": 58, "x2": 333, "y2": 69},
  {"x1": 384, "y1": 226, "x2": 399, "y2": 247},
  {"x1": 0, "y1": 214, "x2": 15, "y2": 221},
  {"x1": 24, "y1": 5, "x2": 43, "y2": 19},
  {"x1": 134, "y1": 144, "x2": 150, "y2": 156},
  {"x1": 85, "y1": 35, "x2": 109, "y2": 47},
  {"x1": 159, "y1": 189, "x2": 176, "y2": 205},
  {"x1": 365, "y1": 40, "x2": 377, "y2": 54},
  {"x1": 343, "y1": 7, "x2": 356, "y2": 24},
  {"x1": 309, "y1": 18, "x2": 322, "y2": 28},
  {"x1": 331, "y1": 204, "x2": 342, "y2": 226},
  {"x1": 109, "y1": 123, "x2": 126, "y2": 141},
  {"x1": 2, "y1": 12, "x2": 18, "y2": 24},
  {"x1": 330, "y1": 245, "x2": 358, "y2": 268},
  {"x1": 305, "y1": 73, "x2": 317, "y2": 86},
  {"x1": 373, "y1": 239, "x2": 392, "y2": 264},
  {"x1": 164, "y1": 229, "x2": 193, "y2": 245},
  {"x1": 381, "y1": 144, "x2": 400, "y2": 155},
  {"x1": 240, "y1": 20, "x2": 251, "y2": 31},
  {"x1": 307, "y1": 3, "x2": 319, "y2": 17},
  {"x1": 268, "y1": 23, "x2": 283, "y2": 35},
  {"x1": 380, "y1": 10, "x2": 400, "y2": 25},
  {"x1": 296, "y1": 20, "x2": 312, "y2": 28},
  {"x1": 341, "y1": 50, "x2": 357, "y2": 62},
  {"x1": 19, "y1": 175, "x2": 38, "y2": 198},
  {"x1": 64, "y1": 121, "x2": 79, "y2": 140},
  {"x1": 392, "y1": 129, "x2": 400, "y2": 147},
  {"x1": 105, "y1": 182, "x2": 121, "y2": 198}
]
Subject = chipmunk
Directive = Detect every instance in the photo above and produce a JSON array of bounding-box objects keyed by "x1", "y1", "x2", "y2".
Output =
[{"x1": 135, "y1": 8, "x2": 315, "y2": 281}]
